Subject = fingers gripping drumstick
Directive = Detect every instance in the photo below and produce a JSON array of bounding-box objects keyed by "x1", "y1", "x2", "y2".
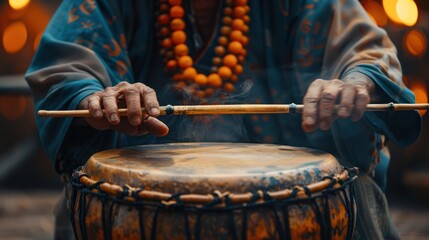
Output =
[{"x1": 38, "y1": 103, "x2": 429, "y2": 118}]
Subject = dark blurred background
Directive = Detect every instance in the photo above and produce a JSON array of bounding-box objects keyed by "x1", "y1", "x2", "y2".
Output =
[{"x1": 0, "y1": 0, "x2": 428, "y2": 239}]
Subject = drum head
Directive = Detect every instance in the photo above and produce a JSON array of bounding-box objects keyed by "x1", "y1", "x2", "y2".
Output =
[{"x1": 83, "y1": 143, "x2": 341, "y2": 194}]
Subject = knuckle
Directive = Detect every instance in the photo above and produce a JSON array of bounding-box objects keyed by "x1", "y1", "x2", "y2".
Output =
[
  {"x1": 331, "y1": 79, "x2": 342, "y2": 85},
  {"x1": 303, "y1": 96, "x2": 319, "y2": 104},
  {"x1": 125, "y1": 86, "x2": 139, "y2": 95},
  {"x1": 104, "y1": 86, "x2": 114, "y2": 92},
  {"x1": 144, "y1": 87, "x2": 156, "y2": 95},
  {"x1": 358, "y1": 88, "x2": 370, "y2": 96},
  {"x1": 356, "y1": 93, "x2": 370, "y2": 103},
  {"x1": 320, "y1": 92, "x2": 336, "y2": 102},
  {"x1": 134, "y1": 82, "x2": 146, "y2": 88},
  {"x1": 92, "y1": 91, "x2": 103, "y2": 97},
  {"x1": 342, "y1": 97, "x2": 355, "y2": 105},
  {"x1": 342, "y1": 82, "x2": 354, "y2": 89},
  {"x1": 313, "y1": 79, "x2": 325, "y2": 84},
  {"x1": 355, "y1": 84, "x2": 369, "y2": 92},
  {"x1": 102, "y1": 87, "x2": 116, "y2": 97},
  {"x1": 320, "y1": 108, "x2": 332, "y2": 116},
  {"x1": 88, "y1": 100, "x2": 99, "y2": 108},
  {"x1": 87, "y1": 95, "x2": 99, "y2": 103},
  {"x1": 310, "y1": 79, "x2": 324, "y2": 87},
  {"x1": 303, "y1": 111, "x2": 316, "y2": 118},
  {"x1": 102, "y1": 93, "x2": 116, "y2": 99},
  {"x1": 341, "y1": 94, "x2": 354, "y2": 104},
  {"x1": 116, "y1": 81, "x2": 130, "y2": 88}
]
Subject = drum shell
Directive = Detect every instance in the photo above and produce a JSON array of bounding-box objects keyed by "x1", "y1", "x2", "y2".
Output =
[
  {"x1": 70, "y1": 143, "x2": 356, "y2": 239},
  {"x1": 71, "y1": 186, "x2": 355, "y2": 240}
]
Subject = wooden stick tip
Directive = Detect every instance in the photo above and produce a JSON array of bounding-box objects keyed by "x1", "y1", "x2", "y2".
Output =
[{"x1": 38, "y1": 110, "x2": 47, "y2": 116}]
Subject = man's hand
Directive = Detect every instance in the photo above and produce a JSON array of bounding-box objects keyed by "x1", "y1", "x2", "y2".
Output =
[
  {"x1": 302, "y1": 72, "x2": 374, "y2": 132},
  {"x1": 78, "y1": 81, "x2": 169, "y2": 136}
]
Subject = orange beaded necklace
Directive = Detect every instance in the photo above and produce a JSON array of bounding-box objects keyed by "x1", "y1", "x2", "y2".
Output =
[{"x1": 157, "y1": 0, "x2": 250, "y2": 100}]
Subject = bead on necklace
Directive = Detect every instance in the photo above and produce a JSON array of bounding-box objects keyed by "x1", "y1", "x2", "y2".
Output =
[{"x1": 157, "y1": 0, "x2": 250, "y2": 100}]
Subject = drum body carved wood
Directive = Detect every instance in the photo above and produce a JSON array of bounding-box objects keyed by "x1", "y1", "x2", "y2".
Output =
[{"x1": 70, "y1": 143, "x2": 356, "y2": 240}]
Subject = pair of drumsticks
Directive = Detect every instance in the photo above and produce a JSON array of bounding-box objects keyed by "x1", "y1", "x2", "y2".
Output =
[{"x1": 38, "y1": 103, "x2": 429, "y2": 117}]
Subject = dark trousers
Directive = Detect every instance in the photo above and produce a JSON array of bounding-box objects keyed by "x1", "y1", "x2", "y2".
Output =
[{"x1": 54, "y1": 172, "x2": 75, "y2": 240}]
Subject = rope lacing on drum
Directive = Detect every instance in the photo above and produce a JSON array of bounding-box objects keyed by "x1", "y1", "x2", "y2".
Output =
[
  {"x1": 69, "y1": 171, "x2": 83, "y2": 238},
  {"x1": 117, "y1": 185, "x2": 130, "y2": 199},
  {"x1": 131, "y1": 187, "x2": 143, "y2": 200},
  {"x1": 349, "y1": 167, "x2": 359, "y2": 175},
  {"x1": 88, "y1": 181, "x2": 107, "y2": 193},
  {"x1": 70, "y1": 168, "x2": 358, "y2": 240},
  {"x1": 290, "y1": 187, "x2": 300, "y2": 198},
  {"x1": 224, "y1": 194, "x2": 233, "y2": 207},
  {"x1": 262, "y1": 190, "x2": 273, "y2": 201},
  {"x1": 249, "y1": 191, "x2": 260, "y2": 204},
  {"x1": 205, "y1": 190, "x2": 228, "y2": 207},
  {"x1": 303, "y1": 186, "x2": 311, "y2": 197},
  {"x1": 71, "y1": 168, "x2": 356, "y2": 207},
  {"x1": 71, "y1": 166, "x2": 84, "y2": 181},
  {"x1": 72, "y1": 173, "x2": 87, "y2": 189},
  {"x1": 225, "y1": 195, "x2": 240, "y2": 240},
  {"x1": 322, "y1": 175, "x2": 337, "y2": 189},
  {"x1": 162, "y1": 193, "x2": 185, "y2": 207}
]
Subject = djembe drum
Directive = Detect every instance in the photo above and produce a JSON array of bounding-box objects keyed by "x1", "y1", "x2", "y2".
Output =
[{"x1": 70, "y1": 143, "x2": 357, "y2": 240}]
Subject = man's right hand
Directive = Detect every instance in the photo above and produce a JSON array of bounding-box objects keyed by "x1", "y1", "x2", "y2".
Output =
[{"x1": 78, "y1": 81, "x2": 169, "y2": 136}]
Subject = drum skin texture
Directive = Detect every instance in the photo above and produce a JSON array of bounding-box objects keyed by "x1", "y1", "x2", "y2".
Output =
[{"x1": 70, "y1": 143, "x2": 356, "y2": 240}]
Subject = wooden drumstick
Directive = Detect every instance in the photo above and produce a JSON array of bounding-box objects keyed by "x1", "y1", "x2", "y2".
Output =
[{"x1": 37, "y1": 102, "x2": 429, "y2": 118}]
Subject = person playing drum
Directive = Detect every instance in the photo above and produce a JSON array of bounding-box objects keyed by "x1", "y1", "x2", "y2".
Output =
[{"x1": 26, "y1": 0, "x2": 421, "y2": 239}]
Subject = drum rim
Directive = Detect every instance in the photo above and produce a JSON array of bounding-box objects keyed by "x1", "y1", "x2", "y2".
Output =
[
  {"x1": 83, "y1": 142, "x2": 342, "y2": 192},
  {"x1": 71, "y1": 167, "x2": 358, "y2": 207}
]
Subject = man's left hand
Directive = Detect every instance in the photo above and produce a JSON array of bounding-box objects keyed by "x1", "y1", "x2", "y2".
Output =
[{"x1": 302, "y1": 72, "x2": 374, "y2": 132}]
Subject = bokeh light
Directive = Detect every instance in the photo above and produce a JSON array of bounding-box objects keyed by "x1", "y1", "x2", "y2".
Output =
[
  {"x1": 0, "y1": 2, "x2": 52, "y2": 73},
  {"x1": 402, "y1": 75, "x2": 409, "y2": 87},
  {"x1": 8, "y1": 0, "x2": 30, "y2": 10},
  {"x1": 362, "y1": 0, "x2": 388, "y2": 27},
  {"x1": 383, "y1": 0, "x2": 403, "y2": 24},
  {"x1": 396, "y1": 0, "x2": 418, "y2": 27},
  {"x1": 2, "y1": 21, "x2": 28, "y2": 54},
  {"x1": 409, "y1": 81, "x2": 428, "y2": 116},
  {"x1": 33, "y1": 32, "x2": 42, "y2": 51},
  {"x1": 0, "y1": 95, "x2": 27, "y2": 120},
  {"x1": 403, "y1": 29, "x2": 427, "y2": 57},
  {"x1": 382, "y1": 0, "x2": 419, "y2": 26}
]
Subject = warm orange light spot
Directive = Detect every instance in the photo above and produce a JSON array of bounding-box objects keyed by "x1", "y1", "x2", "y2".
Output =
[
  {"x1": 0, "y1": 95, "x2": 27, "y2": 120},
  {"x1": 33, "y1": 32, "x2": 43, "y2": 51},
  {"x1": 396, "y1": 0, "x2": 418, "y2": 26},
  {"x1": 403, "y1": 29, "x2": 427, "y2": 57},
  {"x1": 2, "y1": 21, "x2": 28, "y2": 54},
  {"x1": 383, "y1": 0, "x2": 402, "y2": 24},
  {"x1": 410, "y1": 82, "x2": 428, "y2": 116},
  {"x1": 8, "y1": 0, "x2": 30, "y2": 10},
  {"x1": 363, "y1": 0, "x2": 388, "y2": 27},
  {"x1": 402, "y1": 75, "x2": 409, "y2": 86}
]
